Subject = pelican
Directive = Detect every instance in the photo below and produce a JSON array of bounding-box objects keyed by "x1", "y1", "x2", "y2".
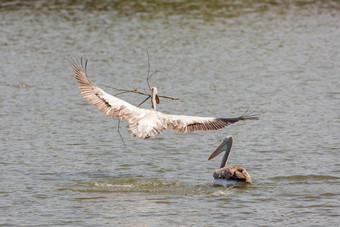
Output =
[
  {"x1": 71, "y1": 58, "x2": 258, "y2": 139},
  {"x1": 209, "y1": 136, "x2": 251, "y2": 183}
]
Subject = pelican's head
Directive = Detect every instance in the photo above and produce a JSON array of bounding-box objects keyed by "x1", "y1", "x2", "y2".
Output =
[
  {"x1": 208, "y1": 136, "x2": 233, "y2": 168},
  {"x1": 151, "y1": 87, "x2": 160, "y2": 104},
  {"x1": 151, "y1": 87, "x2": 160, "y2": 110}
]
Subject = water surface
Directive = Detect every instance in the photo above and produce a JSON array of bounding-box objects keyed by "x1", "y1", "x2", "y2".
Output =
[{"x1": 1, "y1": 0, "x2": 339, "y2": 226}]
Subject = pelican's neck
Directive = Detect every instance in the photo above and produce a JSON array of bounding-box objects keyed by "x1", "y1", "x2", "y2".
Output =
[
  {"x1": 220, "y1": 137, "x2": 233, "y2": 168},
  {"x1": 151, "y1": 87, "x2": 157, "y2": 111}
]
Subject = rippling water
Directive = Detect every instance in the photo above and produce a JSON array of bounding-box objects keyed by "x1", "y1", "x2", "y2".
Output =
[{"x1": 1, "y1": 0, "x2": 339, "y2": 226}]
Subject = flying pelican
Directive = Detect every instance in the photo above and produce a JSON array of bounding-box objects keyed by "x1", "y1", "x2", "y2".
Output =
[
  {"x1": 71, "y1": 58, "x2": 259, "y2": 139},
  {"x1": 208, "y1": 136, "x2": 251, "y2": 183}
]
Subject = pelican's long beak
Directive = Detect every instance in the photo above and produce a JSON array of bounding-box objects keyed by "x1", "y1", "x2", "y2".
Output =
[
  {"x1": 155, "y1": 94, "x2": 160, "y2": 104},
  {"x1": 208, "y1": 136, "x2": 233, "y2": 160}
]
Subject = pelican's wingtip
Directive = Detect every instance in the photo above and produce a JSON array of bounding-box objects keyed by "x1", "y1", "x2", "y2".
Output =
[
  {"x1": 71, "y1": 57, "x2": 88, "y2": 72},
  {"x1": 240, "y1": 109, "x2": 260, "y2": 120}
]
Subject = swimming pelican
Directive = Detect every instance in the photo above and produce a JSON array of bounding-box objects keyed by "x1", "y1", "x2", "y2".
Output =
[
  {"x1": 72, "y1": 58, "x2": 259, "y2": 139},
  {"x1": 209, "y1": 136, "x2": 251, "y2": 183}
]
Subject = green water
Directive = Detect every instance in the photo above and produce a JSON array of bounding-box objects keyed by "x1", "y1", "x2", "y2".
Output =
[{"x1": 1, "y1": 1, "x2": 339, "y2": 226}]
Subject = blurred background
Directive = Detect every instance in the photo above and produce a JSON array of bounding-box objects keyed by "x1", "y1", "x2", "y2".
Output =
[{"x1": 1, "y1": 0, "x2": 339, "y2": 226}]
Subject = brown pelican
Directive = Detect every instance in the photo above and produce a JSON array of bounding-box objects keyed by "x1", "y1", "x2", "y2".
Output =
[
  {"x1": 72, "y1": 58, "x2": 259, "y2": 139},
  {"x1": 209, "y1": 136, "x2": 251, "y2": 183}
]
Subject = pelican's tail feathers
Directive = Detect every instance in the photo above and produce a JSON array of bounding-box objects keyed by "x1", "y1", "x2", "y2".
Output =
[{"x1": 127, "y1": 124, "x2": 161, "y2": 139}]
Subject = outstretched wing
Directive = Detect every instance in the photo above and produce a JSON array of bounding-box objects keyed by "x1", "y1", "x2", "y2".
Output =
[
  {"x1": 71, "y1": 58, "x2": 146, "y2": 123},
  {"x1": 160, "y1": 110, "x2": 258, "y2": 133}
]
